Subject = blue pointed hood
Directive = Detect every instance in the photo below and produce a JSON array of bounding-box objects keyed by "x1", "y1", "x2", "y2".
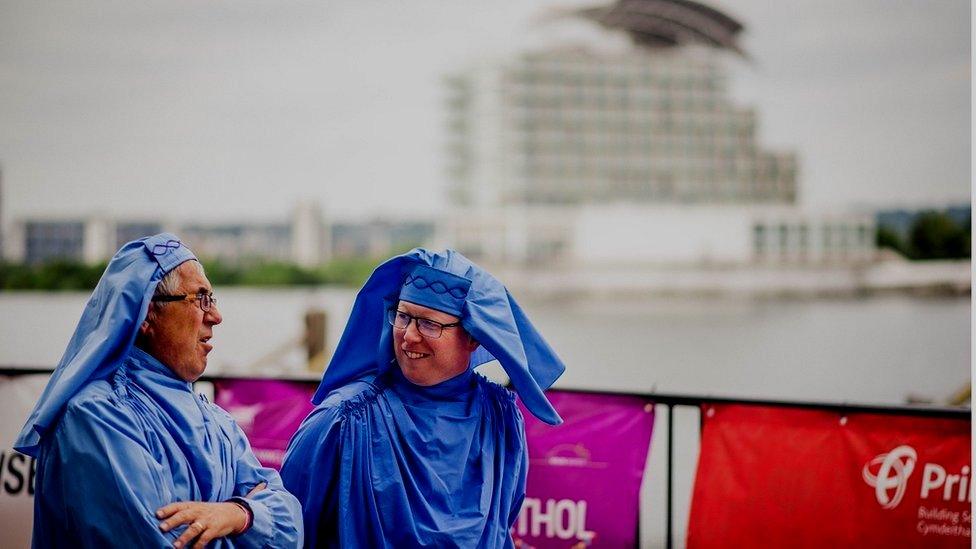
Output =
[
  {"x1": 313, "y1": 248, "x2": 565, "y2": 425},
  {"x1": 14, "y1": 233, "x2": 197, "y2": 456}
]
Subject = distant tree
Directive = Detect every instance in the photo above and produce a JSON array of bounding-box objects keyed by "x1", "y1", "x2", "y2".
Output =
[
  {"x1": 943, "y1": 215, "x2": 971, "y2": 258},
  {"x1": 875, "y1": 225, "x2": 908, "y2": 256},
  {"x1": 316, "y1": 258, "x2": 379, "y2": 287},
  {"x1": 0, "y1": 261, "x2": 106, "y2": 290},
  {"x1": 199, "y1": 258, "x2": 243, "y2": 286},
  {"x1": 0, "y1": 262, "x2": 34, "y2": 289},
  {"x1": 35, "y1": 261, "x2": 106, "y2": 290},
  {"x1": 909, "y1": 212, "x2": 970, "y2": 260},
  {"x1": 237, "y1": 262, "x2": 319, "y2": 286},
  {"x1": 0, "y1": 255, "x2": 388, "y2": 290}
]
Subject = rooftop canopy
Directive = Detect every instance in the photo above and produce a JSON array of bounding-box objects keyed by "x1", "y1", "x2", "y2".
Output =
[{"x1": 576, "y1": 0, "x2": 746, "y2": 56}]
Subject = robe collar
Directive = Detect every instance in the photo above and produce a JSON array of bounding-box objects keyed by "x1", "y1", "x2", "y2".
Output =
[
  {"x1": 125, "y1": 346, "x2": 193, "y2": 393},
  {"x1": 387, "y1": 365, "x2": 477, "y2": 405}
]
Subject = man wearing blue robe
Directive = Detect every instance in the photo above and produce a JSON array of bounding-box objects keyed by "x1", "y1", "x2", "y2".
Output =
[
  {"x1": 281, "y1": 249, "x2": 565, "y2": 548},
  {"x1": 16, "y1": 234, "x2": 303, "y2": 548}
]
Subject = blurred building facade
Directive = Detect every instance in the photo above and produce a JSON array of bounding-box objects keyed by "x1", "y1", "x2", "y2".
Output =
[
  {"x1": 3, "y1": 204, "x2": 433, "y2": 265},
  {"x1": 445, "y1": 50, "x2": 796, "y2": 208},
  {"x1": 438, "y1": 205, "x2": 875, "y2": 266},
  {"x1": 331, "y1": 219, "x2": 434, "y2": 259},
  {"x1": 4, "y1": 218, "x2": 166, "y2": 265},
  {"x1": 439, "y1": 0, "x2": 875, "y2": 267},
  {"x1": 180, "y1": 222, "x2": 294, "y2": 264}
]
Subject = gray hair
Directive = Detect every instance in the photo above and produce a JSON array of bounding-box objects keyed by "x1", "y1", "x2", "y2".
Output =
[{"x1": 146, "y1": 260, "x2": 205, "y2": 321}]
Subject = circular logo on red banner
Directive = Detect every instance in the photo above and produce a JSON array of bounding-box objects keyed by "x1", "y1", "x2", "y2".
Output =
[{"x1": 862, "y1": 445, "x2": 918, "y2": 509}]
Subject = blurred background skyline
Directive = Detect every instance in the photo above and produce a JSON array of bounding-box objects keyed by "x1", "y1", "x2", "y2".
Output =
[
  {"x1": 0, "y1": 0, "x2": 968, "y2": 398},
  {"x1": 0, "y1": 0, "x2": 969, "y2": 224}
]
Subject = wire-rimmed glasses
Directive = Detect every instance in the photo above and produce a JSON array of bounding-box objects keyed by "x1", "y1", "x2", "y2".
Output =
[
  {"x1": 151, "y1": 292, "x2": 217, "y2": 312},
  {"x1": 387, "y1": 309, "x2": 460, "y2": 339}
]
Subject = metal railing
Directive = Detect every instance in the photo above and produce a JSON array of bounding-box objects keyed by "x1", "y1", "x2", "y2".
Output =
[
  {"x1": 549, "y1": 388, "x2": 969, "y2": 548},
  {"x1": 3, "y1": 367, "x2": 969, "y2": 548}
]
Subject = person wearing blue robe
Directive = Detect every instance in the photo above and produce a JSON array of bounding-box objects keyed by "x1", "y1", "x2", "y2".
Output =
[
  {"x1": 15, "y1": 233, "x2": 303, "y2": 548},
  {"x1": 281, "y1": 249, "x2": 565, "y2": 548}
]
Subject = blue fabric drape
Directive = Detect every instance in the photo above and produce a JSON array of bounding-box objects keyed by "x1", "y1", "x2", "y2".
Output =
[
  {"x1": 15, "y1": 233, "x2": 195, "y2": 456},
  {"x1": 282, "y1": 368, "x2": 526, "y2": 548},
  {"x1": 16, "y1": 232, "x2": 302, "y2": 547},
  {"x1": 33, "y1": 348, "x2": 303, "y2": 548}
]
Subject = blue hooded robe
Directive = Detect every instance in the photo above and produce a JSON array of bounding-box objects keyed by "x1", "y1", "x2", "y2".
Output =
[
  {"x1": 15, "y1": 234, "x2": 303, "y2": 548},
  {"x1": 281, "y1": 249, "x2": 565, "y2": 548}
]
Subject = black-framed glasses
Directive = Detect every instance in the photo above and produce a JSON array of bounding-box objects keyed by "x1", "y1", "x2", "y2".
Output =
[
  {"x1": 151, "y1": 292, "x2": 217, "y2": 312},
  {"x1": 387, "y1": 309, "x2": 460, "y2": 339}
]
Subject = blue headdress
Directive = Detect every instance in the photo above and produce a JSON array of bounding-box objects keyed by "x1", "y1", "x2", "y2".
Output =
[
  {"x1": 14, "y1": 233, "x2": 197, "y2": 456},
  {"x1": 313, "y1": 248, "x2": 565, "y2": 425}
]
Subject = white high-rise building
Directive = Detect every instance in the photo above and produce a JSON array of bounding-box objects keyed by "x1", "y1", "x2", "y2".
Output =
[
  {"x1": 446, "y1": 47, "x2": 796, "y2": 208},
  {"x1": 440, "y1": 0, "x2": 873, "y2": 268},
  {"x1": 291, "y1": 201, "x2": 331, "y2": 267},
  {"x1": 82, "y1": 216, "x2": 115, "y2": 265}
]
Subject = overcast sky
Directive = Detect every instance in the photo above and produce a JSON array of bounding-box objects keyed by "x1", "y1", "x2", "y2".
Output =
[{"x1": 0, "y1": 0, "x2": 969, "y2": 224}]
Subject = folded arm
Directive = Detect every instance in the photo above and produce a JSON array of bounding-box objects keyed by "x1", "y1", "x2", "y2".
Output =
[
  {"x1": 212, "y1": 406, "x2": 304, "y2": 549},
  {"x1": 46, "y1": 399, "x2": 181, "y2": 548}
]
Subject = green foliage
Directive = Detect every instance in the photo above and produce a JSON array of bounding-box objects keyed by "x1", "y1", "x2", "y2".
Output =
[
  {"x1": 315, "y1": 257, "x2": 380, "y2": 287},
  {"x1": 199, "y1": 258, "x2": 243, "y2": 286},
  {"x1": 237, "y1": 262, "x2": 320, "y2": 287},
  {"x1": 876, "y1": 212, "x2": 970, "y2": 260},
  {"x1": 0, "y1": 262, "x2": 31, "y2": 289},
  {"x1": 0, "y1": 257, "x2": 383, "y2": 290},
  {"x1": 0, "y1": 261, "x2": 107, "y2": 290},
  {"x1": 909, "y1": 212, "x2": 970, "y2": 260},
  {"x1": 876, "y1": 225, "x2": 908, "y2": 256}
]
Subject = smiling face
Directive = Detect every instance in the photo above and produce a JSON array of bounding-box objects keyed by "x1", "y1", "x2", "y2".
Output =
[
  {"x1": 392, "y1": 300, "x2": 479, "y2": 387},
  {"x1": 138, "y1": 261, "x2": 222, "y2": 382}
]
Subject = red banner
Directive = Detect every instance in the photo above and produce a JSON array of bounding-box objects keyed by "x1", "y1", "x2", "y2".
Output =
[
  {"x1": 514, "y1": 391, "x2": 655, "y2": 548},
  {"x1": 687, "y1": 404, "x2": 971, "y2": 548}
]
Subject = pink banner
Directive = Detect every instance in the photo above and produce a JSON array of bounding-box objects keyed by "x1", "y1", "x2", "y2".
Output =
[
  {"x1": 213, "y1": 378, "x2": 316, "y2": 470},
  {"x1": 215, "y1": 380, "x2": 656, "y2": 546},
  {"x1": 514, "y1": 391, "x2": 656, "y2": 548}
]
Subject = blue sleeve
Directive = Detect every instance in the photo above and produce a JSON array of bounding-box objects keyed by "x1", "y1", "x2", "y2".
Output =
[
  {"x1": 219, "y1": 410, "x2": 304, "y2": 549},
  {"x1": 280, "y1": 403, "x2": 345, "y2": 549},
  {"x1": 43, "y1": 397, "x2": 179, "y2": 548}
]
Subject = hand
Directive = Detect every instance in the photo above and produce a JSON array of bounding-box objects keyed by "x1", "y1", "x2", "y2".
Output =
[
  {"x1": 246, "y1": 482, "x2": 267, "y2": 497},
  {"x1": 156, "y1": 501, "x2": 249, "y2": 549}
]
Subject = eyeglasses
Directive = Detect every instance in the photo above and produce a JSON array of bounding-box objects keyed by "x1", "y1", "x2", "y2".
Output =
[
  {"x1": 151, "y1": 292, "x2": 217, "y2": 312},
  {"x1": 387, "y1": 309, "x2": 460, "y2": 339}
]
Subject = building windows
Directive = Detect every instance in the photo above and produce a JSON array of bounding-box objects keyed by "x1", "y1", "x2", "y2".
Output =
[
  {"x1": 25, "y1": 221, "x2": 84, "y2": 264},
  {"x1": 754, "y1": 225, "x2": 765, "y2": 255}
]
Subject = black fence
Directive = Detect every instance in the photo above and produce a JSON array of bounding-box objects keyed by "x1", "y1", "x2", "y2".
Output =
[
  {"x1": 2, "y1": 367, "x2": 969, "y2": 548},
  {"x1": 550, "y1": 388, "x2": 969, "y2": 548}
]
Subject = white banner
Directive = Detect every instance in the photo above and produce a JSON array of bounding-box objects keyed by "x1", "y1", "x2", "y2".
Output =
[{"x1": 0, "y1": 374, "x2": 49, "y2": 549}]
